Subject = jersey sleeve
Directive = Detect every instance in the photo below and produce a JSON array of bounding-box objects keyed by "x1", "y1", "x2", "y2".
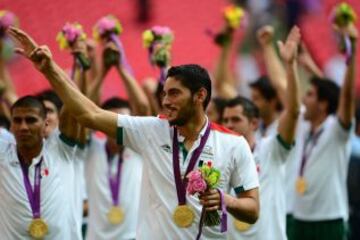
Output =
[
  {"x1": 230, "y1": 136, "x2": 259, "y2": 194},
  {"x1": 263, "y1": 134, "x2": 293, "y2": 165},
  {"x1": 48, "y1": 129, "x2": 77, "y2": 162},
  {"x1": 330, "y1": 116, "x2": 355, "y2": 143},
  {"x1": 117, "y1": 115, "x2": 168, "y2": 154}
]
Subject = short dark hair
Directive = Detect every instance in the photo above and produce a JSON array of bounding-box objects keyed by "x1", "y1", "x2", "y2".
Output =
[
  {"x1": 225, "y1": 96, "x2": 259, "y2": 120},
  {"x1": 310, "y1": 77, "x2": 340, "y2": 115},
  {"x1": 37, "y1": 89, "x2": 63, "y2": 113},
  {"x1": 211, "y1": 97, "x2": 227, "y2": 122},
  {"x1": 101, "y1": 97, "x2": 130, "y2": 110},
  {"x1": 249, "y1": 76, "x2": 277, "y2": 101},
  {"x1": 167, "y1": 64, "x2": 212, "y2": 109},
  {"x1": 11, "y1": 96, "x2": 47, "y2": 119}
]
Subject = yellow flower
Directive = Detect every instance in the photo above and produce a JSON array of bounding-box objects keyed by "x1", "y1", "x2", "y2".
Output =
[
  {"x1": 56, "y1": 33, "x2": 68, "y2": 50},
  {"x1": 334, "y1": 3, "x2": 357, "y2": 27},
  {"x1": 142, "y1": 30, "x2": 154, "y2": 48},
  {"x1": 224, "y1": 5, "x2": 244, "y2": 29},
  {"x1": 92, "y1": 29, "x2": 100, "y2": 41},
  {"x1": 0, "y1": 10, "x2": 5, "y2": 18}
]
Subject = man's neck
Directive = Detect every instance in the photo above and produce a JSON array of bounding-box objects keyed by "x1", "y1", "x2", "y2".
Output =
[
  {"x1": 17, "y1": 143, "x2": 43, "y2": 166},
  {"x1": 262, "y1": 112, "x2": 278, "y2": 129},
  {"x1": 246, "y1": 134, "x2": 256, "y2": 152},
  {"x1": 177, "y1": 113, "x2": 207, "y2": 142},
  {"x1": 310, "y1": 114, "x2": 327, "y2": 133}
]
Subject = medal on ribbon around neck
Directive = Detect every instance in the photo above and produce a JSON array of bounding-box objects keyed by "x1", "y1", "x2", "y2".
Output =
[
  {"x1": 105, "y1": 145, "x2": 125, "y2": 225},
  {"x1": 107, "y1": 206, "x2": 125, "y2": 225},
  {"x1": 28, "y1": 218, "x2": 48, "y2": 239},
  {"x1": 234, "y1": 219, "x2": 252, "y2": 232},
  {"x1": 18, "y1": 154, "x2": 48, "y2": 239},
  {"x1": 296, "y1": 129, "x2": 323, "y2": 196},
  {"x1": 173, "y1": 205, "x2": 195, "y2": 228},
  {"x1": 172, "y1": 122, "x2": 211, "y2": 228},
  {"x1": 296, "y1": 177, "x2": 307, "y2": 195}
]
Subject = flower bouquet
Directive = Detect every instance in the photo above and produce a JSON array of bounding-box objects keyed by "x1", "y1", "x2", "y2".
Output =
[
  {"x1": 187, "y1": 161, "x2": 221, "y2": 226},
  {"x1": 213, "y1": 5, "x2": 247, "y2": 47},
  {"x1": 331, "y1": 2, "x2": 357, "y2": 28},
  {"x1": 93, "y1": 15, "x2": 132, "y2": 73},
  {"x1": 330, "y1": 2, "x2": 357, "y2": 64},
  {"x1": 0, "y1": 10, "x2": 19, "y2": 60},
  {"x1": 56, "y1": 22, "x2": 90, "y2": 71},
  {"x1": 56, "y1": 22, "x2": 87, "y2": 50},
  {"x1": 0, "y1": 10, "x2": 18, "y2": 37},
  {"x1": 142, "y1": 26, "x2": 174, "y2": 68}
]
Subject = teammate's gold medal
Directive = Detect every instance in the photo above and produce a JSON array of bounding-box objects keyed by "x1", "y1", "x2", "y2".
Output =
[
  {"x1": 296, "y1": 177, "x2": 307, "y2": 195},
  {"x1": 107, "y1": 206, "x2": 125, "y2": 225},
  {"x1": 234, "y1": 219, "x2": 252, "y2": 232},
  {"x1": 173, "y1": 205, "x2": 195, "y2": 228},
  {"x1": 28, "y1": 218, "x2": 48, "y2": 239}
]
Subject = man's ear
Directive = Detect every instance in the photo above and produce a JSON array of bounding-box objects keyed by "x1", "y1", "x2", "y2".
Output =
[
  {"x1": 318, "y1": 100, "x2": 328, "y2": 115},
  {"x1": 251, "y1": 118, "x2": 260, "y2": 132},
  {"x1": 194, "y1": 87, "x2": 208, "y2": 106}
]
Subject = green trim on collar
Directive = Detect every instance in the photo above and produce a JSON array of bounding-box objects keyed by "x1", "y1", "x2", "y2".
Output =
[
  {"x1": 276, "y1": 134, "x2": 294, "y2": 150},
  {"x1": 116, "y1": 127, "x2": 124, "y2": 145},
  {"x1": 179, "y1": 142, "x2": 188, "y2": 163},
  {"x1": 59, "y1": 133, "x2": 77, "y2": 147},
  {"x1": 338, "y1": 118, "x2": 352, "y2": 131}
]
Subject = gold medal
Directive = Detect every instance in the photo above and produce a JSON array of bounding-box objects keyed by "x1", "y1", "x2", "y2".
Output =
[
  {"x1": 296, "y1": 177, "x2": 307, "y2": 195},
  {"x1": 234, "y1": 219, "x2": 252, "y2": 232},
  {"x1": 107, "y1": 206, "x2": 125, "y2": 225},
  {"x1": 28, "y1": 218, "x2": 48, "y2": 239},
  {"x1": 173, "y1": 205, "x2": 195, "y2": 228}
]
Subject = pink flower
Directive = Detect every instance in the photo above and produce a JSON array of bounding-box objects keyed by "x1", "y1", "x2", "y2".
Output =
[
  {"x1": 187, "y1": 178, "x2": 207, "y2": 195},
  {"x1": 97, "y1": 17, "x2": 116, "y2": 35},
  {"x1": 187, "y1": 170, "x2": 202, "y2": 181},
  {"x1": 62, "y1": 23, "x2": 82, "y2": 42},
  {"x1": 0, "y1": 11, "x2": 16, "y2": 29},
  {"x1": 187, "y1": 170, "x2": 207, "y2": 195},
  {"x1": 152, "y1": 26, "x2": 171, "y2": 36}
]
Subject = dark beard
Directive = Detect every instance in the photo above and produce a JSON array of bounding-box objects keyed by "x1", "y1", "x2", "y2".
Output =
[
  {"x1": 169, "y1": 116, "x2": 188, "y2": 126},
  {"x1": 168, "y1": 99, "x2": 196, "y2": 126}
]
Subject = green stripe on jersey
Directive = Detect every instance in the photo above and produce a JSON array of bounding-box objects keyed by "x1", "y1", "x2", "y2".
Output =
[
  {"x1": 117, "y1": 127, "x2": 124, "y2": 145},
  {"x1": 276, "y1": 134, "x2": 294, "y2": 150},
  {"x1": 59, "y1": 133, "x2": 77, "y2": 147}
]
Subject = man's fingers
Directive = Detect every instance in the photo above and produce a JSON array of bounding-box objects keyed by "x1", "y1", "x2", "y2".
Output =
[
  {"x1": 205, "y1": 206, "x2": 219, "y2": 212},
  {"x1": 202, "y1": 199, "x2": 220, "y2": 206},
  {"x1": 14, "y1": 48, "x2": 25, "y2": 55},
  {"x1": 287, "y1": 26, "x2": 301, "y2": 44},
  {"x1": 7, "y1": 27, "x2": 38, "y2": 49}
]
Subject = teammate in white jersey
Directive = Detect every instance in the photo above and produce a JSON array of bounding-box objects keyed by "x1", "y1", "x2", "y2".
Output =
[
  {"x1": 224, "y1": 26, "x2": 301, "y2": 240},
  {"x1": 260, "y1": 23, "x2": 357, "y2": 240},
  {"x1": 0, "y1": 96, "x2": 83, "y2": 239},
  {"x1": 85, "y1": 97, "x2": 143, "y2": 240},
  {"x1": 9, "y1": 27, "x2": 260, "y2": 239}
]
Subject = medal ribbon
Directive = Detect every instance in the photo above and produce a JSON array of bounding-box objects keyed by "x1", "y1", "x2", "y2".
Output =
[
  {"x1": 105, "y1": 145, "x2": 123, "y2": 206},
  {"x1": 299, "y1": 128, "x2": 324, "y2": 177},
  {"x1": 172, "y1": 121, "x2": 211, "y2": 205},
  {"x1": 19, "y1": 155, "x2": 43, "y2": 219},
  {"x1": 109, "y1": 34, "x2": 134, "y2": 76}
]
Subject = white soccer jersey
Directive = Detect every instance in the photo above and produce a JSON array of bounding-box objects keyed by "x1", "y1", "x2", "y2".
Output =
[
  {"x1": 0, "y1": 127, "x2": 14, "y2": 142},
  {"x1": 117, "y1": 115, "x2": 259, "y2": 239},
  {"x1": 254, "y1": 119, "x2": 278, "y2": 142},
  {"x1": 0, "y1": 133, "x2": 82, "y2": 240},
  {"x1": 293, "y1": 115, "x2": 353, "y2": 221},
  {"x1": 228, "y1": 134, "x2": 291, "y2": 240},
  {"x1": 84, "y1": 136, "x2": 143, "y2": 240}
]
